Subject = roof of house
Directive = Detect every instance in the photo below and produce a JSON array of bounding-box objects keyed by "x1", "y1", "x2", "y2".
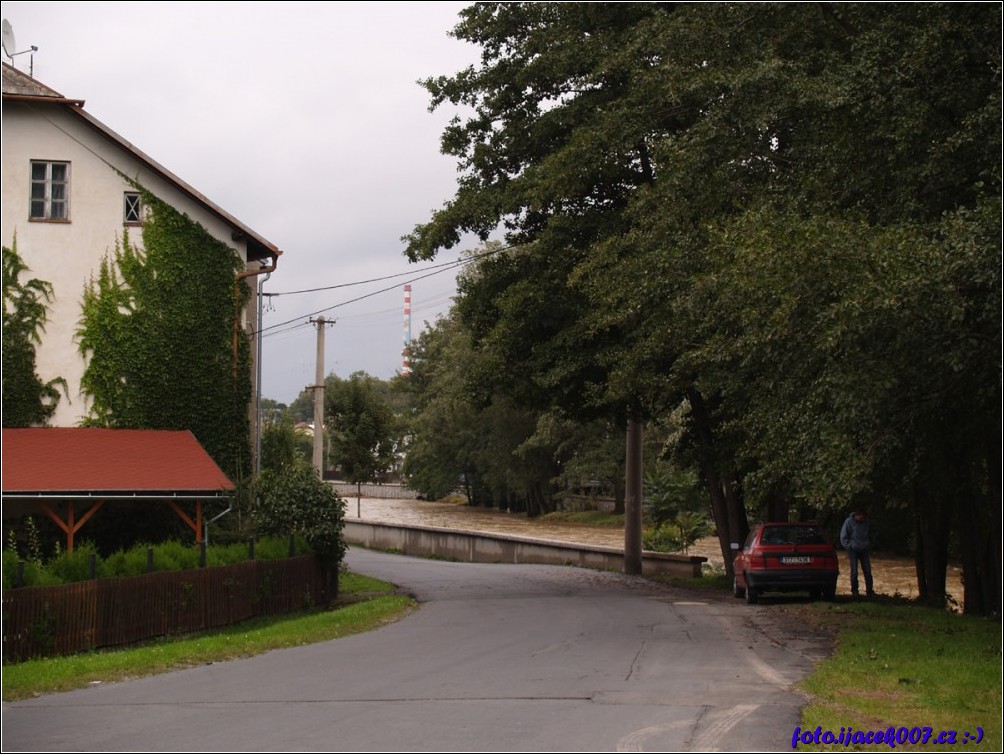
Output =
[
  {"x1": 2, "y1": 428, "x2": 234, "y2": 495},
  {"x1": 1, "y1": 62, "x2": 281, "y2": 264}
]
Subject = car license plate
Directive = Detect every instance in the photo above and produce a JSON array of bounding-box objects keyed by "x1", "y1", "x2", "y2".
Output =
[{"x1": 781, "y1": 556, "x2": 810, "y2": 564}]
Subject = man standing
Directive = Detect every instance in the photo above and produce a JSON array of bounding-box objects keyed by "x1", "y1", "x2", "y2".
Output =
[{"x1": 840, "y1": 508, "x2": 875, "y2": 597}]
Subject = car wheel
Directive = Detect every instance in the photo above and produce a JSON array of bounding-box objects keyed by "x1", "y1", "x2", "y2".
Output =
[
  {"x1": 733, "y1": 576, "x2": 745, "y2": 598},
  {"x1": 824, "y1": 585, "x2": 836, "y2": 601},
  {"x1": 745, "y1": 580, "x2": 759, "y2": 605},
  {"x1": 809, "y1": 588, "x2": 822, "y2": 601}
]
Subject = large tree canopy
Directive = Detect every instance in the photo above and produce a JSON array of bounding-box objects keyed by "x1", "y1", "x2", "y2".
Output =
[{"x1": 404, "y1": 3, "x2": 1000, "y2": 613}]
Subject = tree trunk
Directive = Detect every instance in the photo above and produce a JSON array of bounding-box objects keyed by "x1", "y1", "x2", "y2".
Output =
[
  {"x1": 687, "y1": 388, "x2": 746, "y2": 578},
  {"x1": 767, "y1": 496, "x2": 789, "y2": 523},
  {"x1": 959, "y1": 492, "x2": 987, "y2": 615},
  {"x1": 704, "y1": 470, "x2": 734, "y2": 579},
  {"x1": 959, "y1": 433, "x2": 1000, "y2": 617},
  {"x1": 984, "y1": 435, "x2": 1002, "y2": 618},
  {"x1": 612, "y1": 477, "x2": 626, "y2": 515},
  {"x1": 724, "y1": 478, "x2": 749, "y2": 554},
  {"x1": 912, "y1": 483, "x2": 952, "y2": 607}
]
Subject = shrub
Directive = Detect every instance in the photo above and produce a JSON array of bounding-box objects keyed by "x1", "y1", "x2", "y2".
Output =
[
  {"x1": 254, "y1": 534, "x2": 309, "y2": 560},
  {"x1": 254, "y1": 461, "x2": 346, "y2": 568},
  {"x1": 104, "y1": 546, "x2": 153, "y2": 577},
  {"x1": 4, "y1": 536, "x2": 310, "y2": 586},
  {"x1": 642, "y1": 512, "x2": 711, "y2": 555},
  {"x1": 0, "y1": 549, "x2": 45, "y2": 588},
  {"x1": 643, "y1": 467, "x2": 705, "y2": 528},
  {"x1": 153, "y1": 540, "x2": 200, "y2": 572},
  {"x1": 643, "y1": 525, "x2": 682, "y2": 553},
  {"x1": 46, "y1": 541, "x2": 107, "y2": 582}
]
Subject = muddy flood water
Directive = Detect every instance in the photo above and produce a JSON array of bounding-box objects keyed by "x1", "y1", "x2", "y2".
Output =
[{"x1": 348, "y1": 495, "x2": 965, "y2": 603}]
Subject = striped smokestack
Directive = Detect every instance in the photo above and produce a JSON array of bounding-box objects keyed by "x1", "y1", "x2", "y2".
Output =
[{"x1": 402, "y1": 284, "x2": 412, "y2": 375}]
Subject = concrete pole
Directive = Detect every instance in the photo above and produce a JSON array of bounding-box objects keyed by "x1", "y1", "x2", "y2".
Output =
[
  {"x1": 312, "y1": 316, "x2": 326, "y2": 478},
  {"x1": 624, "y1": 418, "x2": 644, "y2": 575}
]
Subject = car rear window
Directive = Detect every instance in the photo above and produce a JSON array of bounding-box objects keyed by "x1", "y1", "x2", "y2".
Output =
[{"x1": 759, "y1": 526, "x2": 827, "y2": 546}]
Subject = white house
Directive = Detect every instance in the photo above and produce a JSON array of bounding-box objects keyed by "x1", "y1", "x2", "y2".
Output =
[{"x1": 1, "y1": 62, "x2": 281, "y2": 427}]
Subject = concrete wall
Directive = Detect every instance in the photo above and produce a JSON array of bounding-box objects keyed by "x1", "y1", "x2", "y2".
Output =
[
  {"x1": 331, "y1": 483, "x2": 418, "y2": 500},
  {"x1": 343, "y1": 520, "x2": 706, "y2": 578}
]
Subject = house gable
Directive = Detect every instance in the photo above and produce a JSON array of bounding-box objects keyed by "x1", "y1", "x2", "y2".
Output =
[{"x1": 1, "y1": 63, "x2": 280, "y2": 428}]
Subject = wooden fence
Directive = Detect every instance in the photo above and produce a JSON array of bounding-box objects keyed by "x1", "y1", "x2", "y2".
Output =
[{"x1": 2, "y1": 555, "x2": 328, "y2": 662}]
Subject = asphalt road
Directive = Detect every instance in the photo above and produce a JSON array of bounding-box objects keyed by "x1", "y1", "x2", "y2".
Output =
[{"x1": 2, "y1": 548, "x2": 831, "y2": 752}]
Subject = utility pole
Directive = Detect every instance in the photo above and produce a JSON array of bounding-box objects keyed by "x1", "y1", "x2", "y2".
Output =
[
  {"x1": 309, "y1": 316, "x2": 330, "y2": 478},
  {"x1": 624, "y1": 418, "x2": 644, "y2": 575}
]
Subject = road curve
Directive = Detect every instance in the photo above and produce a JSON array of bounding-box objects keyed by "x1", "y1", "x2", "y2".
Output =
[{"x1": 2, "y1": 548, "x2": 831, "y2": 752}]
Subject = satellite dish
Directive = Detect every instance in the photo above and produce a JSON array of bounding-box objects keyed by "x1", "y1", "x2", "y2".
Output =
[
  {"x1": 1, "y1": 20, "x2": 38, "y2": 75},
  {"x1": 2, "y1": 19, "x2": 15, "y2": 59}
]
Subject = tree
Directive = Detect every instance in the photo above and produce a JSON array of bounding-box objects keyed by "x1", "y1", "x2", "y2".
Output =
[
  {"x1": 260, "y1": 415, "x2": 309, "y2": 473},
  {"x1": 2, "y1": 241, "x2": 66, "y2": 426},
  {"x1": 325, "y1": 372, "x2": 398, "y2": 486},
  {"x1": 406, "y1": 3, "x2": 1000, "y2": 611},
  {"x1": 260, "y1": 397, "x2": 290, "y2": 426},
  {"x1": 528, "y1": 411, "x2": 626, "y2": 513},
  {"x1": 579, "y1": 4, "x2": 1001, "y2": 606},
  {"x1": 399, "y1": 314, "x2": 487, "y2": 502},
  {"x1": 405, "y1": 2, "x2": 747, "y2": 569}
]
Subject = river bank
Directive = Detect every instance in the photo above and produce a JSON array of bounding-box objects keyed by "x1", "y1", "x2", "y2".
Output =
[{"x1": 344, "y1": 494, "x2": 964, "y2": 602}]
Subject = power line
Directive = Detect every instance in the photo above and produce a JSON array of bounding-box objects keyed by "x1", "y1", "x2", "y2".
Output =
[
  {"x1": 260, "y1": 264, "x2": 456, "y2": 335},
  {"x1": 259, "y1": 243, "x2": 513, "y2": 336},
  {"x1": 265, "y1": 257, "x2": 471, "y2": 297}
]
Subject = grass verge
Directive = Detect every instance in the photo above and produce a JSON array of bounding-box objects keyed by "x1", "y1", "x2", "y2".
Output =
[
  {"x1": 2, "y1": 570, "x2": 413, "y2": 702},
  {"x1": 791, "y1": 599, "x2": 1001, "y2": 751}
]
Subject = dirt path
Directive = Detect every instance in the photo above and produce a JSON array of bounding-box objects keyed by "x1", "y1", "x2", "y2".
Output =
[{"x1": 346, "y1": 494, "x2": 964, "y2": 603}]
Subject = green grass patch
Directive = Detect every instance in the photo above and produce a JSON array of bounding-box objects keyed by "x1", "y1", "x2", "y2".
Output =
[
  {"x1": 2, "y1": 571, "x2": 412, "y2": 702},
  {"x1": 795, "y1": 600, "x2": 1001, "y2": 751},
  {"x1": 539, "y1": 511, "x2": 624, "y2": 527},
  {"x1": 339, "y1": 570, "x2": 396, "y2": 593},
  {"x1": 644, "y1": 572, "x2": 1001, "y2": 750}
]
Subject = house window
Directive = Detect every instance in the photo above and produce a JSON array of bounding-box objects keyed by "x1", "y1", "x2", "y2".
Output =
[
  {"x1": 30, "y1": 161, "x2": 70, "y2": 221},
  {"x1": 123, "y1": 192, "x2": 143, "y2": 225}
]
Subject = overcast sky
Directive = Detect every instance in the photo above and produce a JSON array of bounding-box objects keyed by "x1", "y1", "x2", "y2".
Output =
[{"x1": 3, "y1": 1, "x2": 485, "y2": 403}]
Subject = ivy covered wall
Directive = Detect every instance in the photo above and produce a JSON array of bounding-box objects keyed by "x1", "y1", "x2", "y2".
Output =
[{"x1": 76, "y1": 190, "x2": 253, "y2": 482}]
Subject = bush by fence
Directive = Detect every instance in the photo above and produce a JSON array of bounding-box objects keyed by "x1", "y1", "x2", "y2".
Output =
[
  {"x1": 2, "y1": 536, "x2": 309, "y2": 589},
  {"x1": 2, "y1": 555, "x2": 329, "y2": 662}
]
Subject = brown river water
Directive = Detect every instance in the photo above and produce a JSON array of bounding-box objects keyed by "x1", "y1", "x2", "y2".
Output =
[{"x1": 346, "y1": 495, "x2": 964, "y2": 603}]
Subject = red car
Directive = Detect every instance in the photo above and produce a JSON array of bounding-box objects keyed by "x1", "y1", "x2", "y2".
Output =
[{"x1": 733, "y1": 522, "x2": 839, "y2": 604}]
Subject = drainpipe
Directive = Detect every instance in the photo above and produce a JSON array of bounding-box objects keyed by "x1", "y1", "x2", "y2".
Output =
[
  {"x1": 235, "y1": 251, "x2": 279, "y2": 386},
  {"x1": 255, "y1": 268, "x2": 272, "y2": 478},
  {"x1": 219, "y1": 250, "x2": 278, "y2": 535}
]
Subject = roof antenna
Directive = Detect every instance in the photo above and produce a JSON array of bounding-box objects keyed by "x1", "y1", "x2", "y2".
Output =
[{"x1": 2, "y1": 20, "x2": 38, "y2": 78}]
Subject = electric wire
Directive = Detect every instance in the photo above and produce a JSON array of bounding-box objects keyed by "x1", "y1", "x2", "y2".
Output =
[
  {"x1": 259, "y1": 243, "x2": 513, "y2": 337},
  {"x1": 263, "y1": 253, "x2": 478, "y2": 297}
]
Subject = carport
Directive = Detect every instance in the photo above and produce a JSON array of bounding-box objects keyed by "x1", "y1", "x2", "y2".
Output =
[{"x1": 2, "y1": 428, "x2": 234, "y2": 552}]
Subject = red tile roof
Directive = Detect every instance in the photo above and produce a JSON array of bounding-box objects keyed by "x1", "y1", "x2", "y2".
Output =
[{"x1": 2, "y1": 428, "x2": 234, "y2": 494}]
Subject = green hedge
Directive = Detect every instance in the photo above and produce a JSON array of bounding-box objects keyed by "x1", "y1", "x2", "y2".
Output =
[{"x1": 2, "y1": 535, "x2": 310, "y2": 588}]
